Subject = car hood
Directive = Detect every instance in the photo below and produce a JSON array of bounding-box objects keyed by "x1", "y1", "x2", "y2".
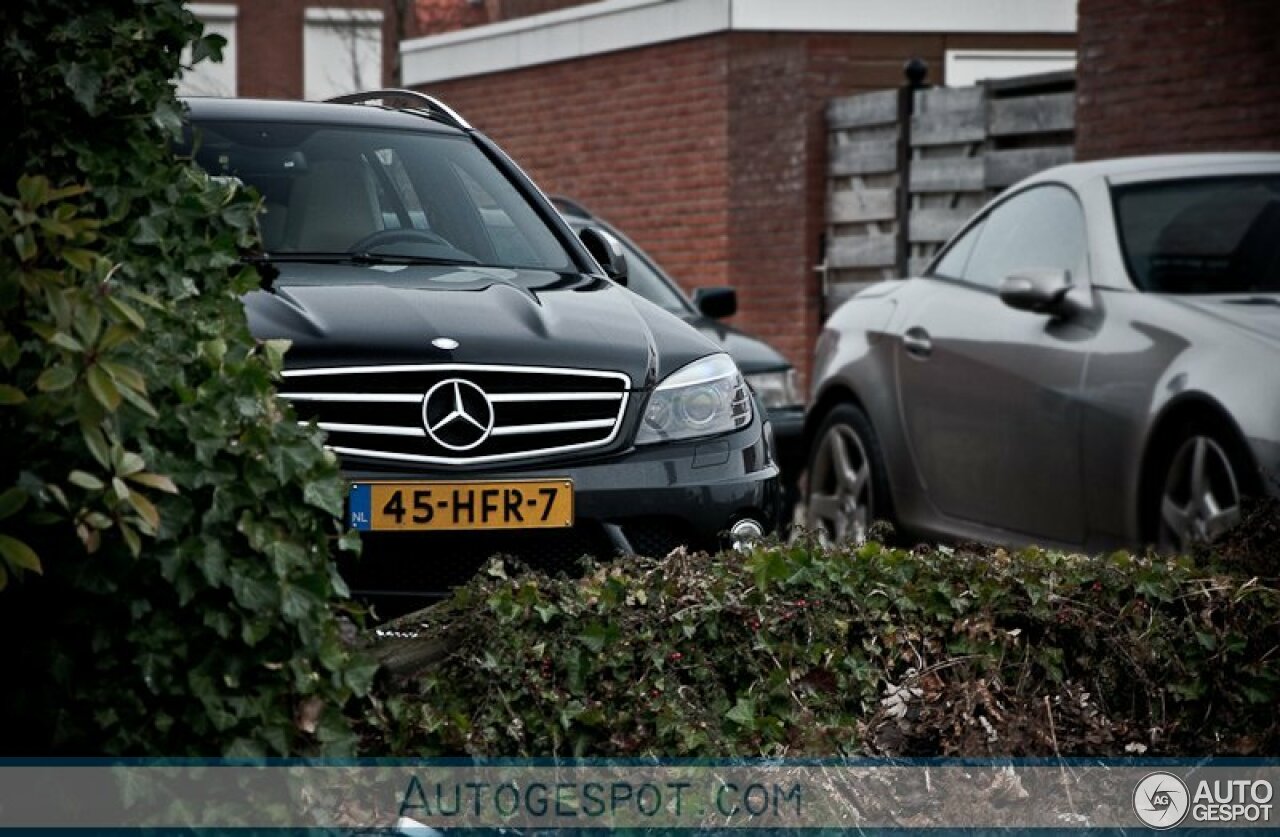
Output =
[
  {"x1": 1164, "y1": 294, "x2": 1280, "y2": 346},
  {"x1": 243, "y1": 263, "x2": 722, "y2": 389},
  {"x1": 678, "y1": 314, "x2": 791, "y2": 374}
]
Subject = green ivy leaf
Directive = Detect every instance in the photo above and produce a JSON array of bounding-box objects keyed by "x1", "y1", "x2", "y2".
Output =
[
  {"x1": 128, "y1": 491, "x2": 160, "y2": 533},
  {"x1": 86, "y1": 365, "x2": 121, "y2": 410},
  {"x1": 0, "y1": 385, "x2": 26, "y2": 405},
  {"x1": 37, "y1": 365, "x2": 76, "y2": 392},
  {"x1": 81, "y1": 426, "x2": 111, "y2": 468},
  {"x1": 119, "y1": 522, "x2": 141, "y2": 557},
  {"x1": 62, "y1": 249, "x2": 96, "y2": 272},
  {"x1": 17, "y1": 175, "x2": 50, "y2": 207},
  {"x1": 117, "y1": 451, "x2": 146, "y2": 476},
  {"x1": 302, "y1": 480, "x2": 344, "y2": 518},
  {"x1": 262, "y1": 339, "x2": 291, "y2": 372},
  {"x1": 0, "y1": 488, "x2": 28, "y2": 520},
  {"x1": 725, "y1": 697, "x2": 756, "y2": 730},
  {"x1": 126, "y1": 472, "x2": 178, "y2": 494},
  {"x1": 190, "y1": 33, "x2": 226, "y2": 64},
  {"x1": 64, "y1": 62, "x2": 103, "y2": 112},
  {"x1": 50, "y1": 332, "x2": 84, "y2": 353},
  {"x1": 105, "y1": 296, "x2": 146, "y2": 330},
  {"x1": 68, "y1": 470, "x2": 104, "y2": 491},
  {"x1": 0, "y1": 534, "x2": 42, "y2": 575}
]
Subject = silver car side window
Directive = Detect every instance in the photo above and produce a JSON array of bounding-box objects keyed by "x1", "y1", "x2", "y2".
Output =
[
  {"x1": 931, "y1": 219, "x2": 986, "y2": 281},
  {"x1": 961, "y1": 185, "x2": 1086, "y2": 290}
]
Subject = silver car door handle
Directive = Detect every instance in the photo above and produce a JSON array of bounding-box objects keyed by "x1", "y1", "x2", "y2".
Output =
[{"x1": 902, "y1": 327, "x2": 932, "y2": 358}]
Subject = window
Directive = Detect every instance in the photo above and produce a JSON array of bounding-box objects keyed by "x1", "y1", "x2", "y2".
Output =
[
  {"x1": 370, "y1": 147, "x2": 430, "y2": 231},
  {"x1": 177, "y1": 3, "x2": 237, "y2": 97},
  {"x1": 453, "y1": 167, "x2": 546, "y2": 267},
  {"x1": 930, "y1": 219, "x2": 985, "y2": 281},
  {"x1": 303, "y1": 7, "x2": 383, "y2": 101},
  {"x1": 186, "y1": 121, "x2": 573, "y2": 271},
  {"x1": 959, "y1": 185, "x2": 1086, "y2": 289},
  {"x1": 610, "y1": 236, "x2": 691, "y2": 314},
  {"x1": 1114, "y1": 174, "x2": 1280, "y2": 294}
]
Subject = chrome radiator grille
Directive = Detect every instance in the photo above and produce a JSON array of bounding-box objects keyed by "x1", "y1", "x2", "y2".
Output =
[{"x1": 280, "y1": 364, "x2": 631, "y2": 465}]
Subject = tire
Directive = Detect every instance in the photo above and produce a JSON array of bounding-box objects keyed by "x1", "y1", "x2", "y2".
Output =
[
  {"x1": 1148, "y1": 421, "x2": 1251, "y2": 554},
  {"x1": 804, "y1": 403, "x2": 893, "y2": 544}
]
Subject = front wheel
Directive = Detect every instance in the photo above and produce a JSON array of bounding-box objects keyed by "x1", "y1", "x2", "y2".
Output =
[
  {"x1": 805, "y1": 403, "x2": 891, "y2": 544},
  {"x1": 1153, "y1": 431, "x2": 1246, "y2": 554}
]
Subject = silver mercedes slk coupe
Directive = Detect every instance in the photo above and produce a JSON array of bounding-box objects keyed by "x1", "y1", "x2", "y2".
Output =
[{"x1": 805, "y1": 153, "x2": 1280, "y2": 554}]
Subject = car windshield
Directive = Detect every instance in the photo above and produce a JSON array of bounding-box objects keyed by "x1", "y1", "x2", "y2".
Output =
[
  {"x1": 183, "y1": 120, "x2": 574, "y2": 272},
  {"x1": 1114, "y1": 173, "x2": 1280, "y2": 294}
]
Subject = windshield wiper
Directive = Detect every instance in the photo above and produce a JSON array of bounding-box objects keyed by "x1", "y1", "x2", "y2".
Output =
[
  {"x1": 346, "y1": 251, "x2": 480, "y2": 266},
  {"x1": 1224, "y1": 295, "x2": 1280, "y2": 306},
  {"x1": 244, "y1": 251, "x2": 481, "y2": 270}
]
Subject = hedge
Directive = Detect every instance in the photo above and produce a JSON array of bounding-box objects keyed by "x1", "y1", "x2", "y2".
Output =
[{"x1": 366, "y1": 520, "x2": 1280, "y2": 757}]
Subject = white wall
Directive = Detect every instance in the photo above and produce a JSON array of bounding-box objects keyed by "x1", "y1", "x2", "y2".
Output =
[
  {"x1": 304, "y1": 7, "x2": 384, "y2": 101},
  {"x1": 944, "y1": 50, "x2": 1077, "y2": 87},
  {"x1": 178, "y1": 3, "x2": 237, "y2": 97}
]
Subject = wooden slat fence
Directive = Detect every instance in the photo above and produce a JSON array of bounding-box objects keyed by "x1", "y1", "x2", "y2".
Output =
[{"x1": 823, "y1": 71, "x2": 1075, "y2": 312}]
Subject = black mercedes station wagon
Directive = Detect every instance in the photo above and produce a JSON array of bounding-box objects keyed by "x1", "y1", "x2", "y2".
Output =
[{"x1": 183, "y1": 92, "x2": 780, "y2": 600}]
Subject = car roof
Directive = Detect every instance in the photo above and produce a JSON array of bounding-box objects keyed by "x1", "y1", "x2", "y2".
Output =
[
  {"x1": 1023, "y1": 152, "x2": 1280, "y2": 189},
  {"x1": 182, "y1": 96, "x2": 465, "y2": 136}
]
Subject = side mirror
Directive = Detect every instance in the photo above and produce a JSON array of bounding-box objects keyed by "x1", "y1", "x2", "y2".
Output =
[
  {"x1": 998, "y1": 268, "x2": 1079, "y2": 318},
  {"x1": 692, "y1": 286, "x2": 738, "y2": 319},
  {"x1": 578, "y1": 227, "x2": 628, "y2": 286}
]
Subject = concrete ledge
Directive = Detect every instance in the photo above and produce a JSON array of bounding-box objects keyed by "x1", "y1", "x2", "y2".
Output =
[{"x1": 402, "y1": 0, "x2": 1077, "y2": 85}]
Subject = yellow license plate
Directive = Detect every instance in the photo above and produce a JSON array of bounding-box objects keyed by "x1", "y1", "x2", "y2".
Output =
[{"x1": 348, "y1": 480, "x2": 574, "y2": 531}]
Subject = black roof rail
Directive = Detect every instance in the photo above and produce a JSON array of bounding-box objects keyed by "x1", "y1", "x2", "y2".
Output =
[{"x1": 325, "y1": 88, "x2": 472, "y2": 131}]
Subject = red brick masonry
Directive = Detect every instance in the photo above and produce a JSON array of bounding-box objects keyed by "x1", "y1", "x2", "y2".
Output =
[{"x1": 1076, "y1": 0, "x2": 1280, "y2": 160}]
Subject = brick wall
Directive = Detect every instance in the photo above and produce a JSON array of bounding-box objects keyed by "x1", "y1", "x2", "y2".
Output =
[
  {"x1": 412, "y1": 0, "x2": 598, "y2": 37},
  {"x1": 426, "y1": 38, "x2": 736, "y2": 291},
  {"x1": 1076, "y1": 0, "x2": 1280, "y2": 159},
  {"x1": 234, "y1": 0, "x2": 395, "y2": 99},
  {"x1": 412, "y1": 0, "x2": 489, "y2": 36}
]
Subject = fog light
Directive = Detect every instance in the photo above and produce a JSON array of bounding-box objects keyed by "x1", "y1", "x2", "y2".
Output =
[{"x1": 730, "y1": 518, "x2": 765, "y2": 551}]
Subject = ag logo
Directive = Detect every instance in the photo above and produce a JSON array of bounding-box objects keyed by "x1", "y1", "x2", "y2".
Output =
[
  {"x1": 422, "y1": 378, "x2": 494, "y2": 451},
  {"x1": 1133, "y1": 772, "x2": 1190, "y2": 829}
]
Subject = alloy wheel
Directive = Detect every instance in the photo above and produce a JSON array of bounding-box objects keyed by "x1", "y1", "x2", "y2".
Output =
[
  {"x1": 1157, "y1": 435, "x2": 1242, "y2": 554},
  {"x1": 806, "y1": 423, "x2": 874, "y2": 544}
]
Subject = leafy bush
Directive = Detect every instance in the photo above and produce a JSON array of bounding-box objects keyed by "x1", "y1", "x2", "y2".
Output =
[
  {"x1": 368, "y1": 540, "x2": 1280, "y2": 757},
  {"x1": 0, "y1": 0, "x2": 367, "y2": 754}
]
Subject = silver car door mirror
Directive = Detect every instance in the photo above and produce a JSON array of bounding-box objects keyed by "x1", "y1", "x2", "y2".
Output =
[{"x1": 999, "y1": 268, "x2": 1078, "y2": 317}]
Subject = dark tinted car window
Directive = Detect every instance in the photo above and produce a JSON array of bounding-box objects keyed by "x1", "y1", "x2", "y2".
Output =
[
  {"x1": 611, "y1": 236, "x2": 690, "y2": 313},
  {"x1": 186, "y1": 121, "x2": 572, "y2": 271},
  {"x1": 564, "y1": 219, "x2": 690, "y2": 313},
  {"x1": 1114, "y1": 174, "x2": 1280, "y2": 294},
  {"x1": 961, "y1": 185, "x2": 1086, "y2": 289}
]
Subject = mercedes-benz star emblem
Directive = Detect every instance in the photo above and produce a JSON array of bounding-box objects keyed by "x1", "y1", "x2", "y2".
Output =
[{"x1": 422, "y1": 378, "x2": 494, "y2": 451}]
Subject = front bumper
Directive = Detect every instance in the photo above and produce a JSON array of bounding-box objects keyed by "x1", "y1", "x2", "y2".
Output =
[{"x1": 341, "y1": 416, "x2": 780, "y2": 599}]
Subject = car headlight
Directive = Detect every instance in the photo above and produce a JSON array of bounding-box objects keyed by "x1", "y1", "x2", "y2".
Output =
[
  {"x1": 744, "y1": 368, "x2": 801, "y2": 409},
  {"x1": 635, "y1": 353, "x2": 752, "y2": 445}
]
